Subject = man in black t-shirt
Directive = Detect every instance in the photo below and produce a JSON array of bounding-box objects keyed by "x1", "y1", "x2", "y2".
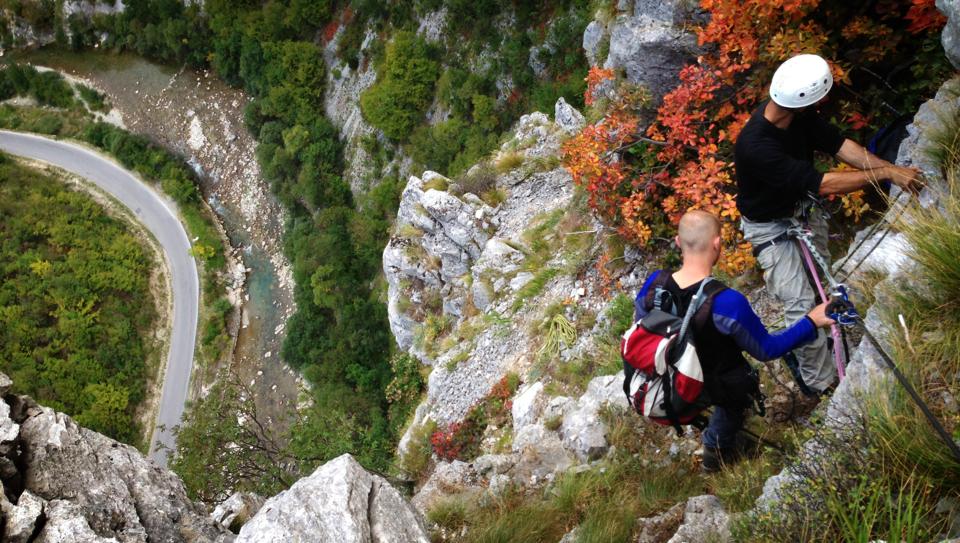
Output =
[{"x1": 734, "y1": 54, "x2": 921, "y2": 395}]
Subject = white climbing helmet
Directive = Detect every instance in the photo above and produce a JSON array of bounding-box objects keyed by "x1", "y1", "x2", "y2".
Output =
[{"x1": 769, "y1": 54, "x2": 833, "y2": 109}]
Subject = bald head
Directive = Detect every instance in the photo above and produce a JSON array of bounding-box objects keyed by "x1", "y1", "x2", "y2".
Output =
[{"x1": 677, "y1": 210, "x2": 721, "y2": 255}]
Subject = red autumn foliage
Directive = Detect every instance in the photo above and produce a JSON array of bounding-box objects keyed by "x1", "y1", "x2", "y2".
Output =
[{"x1": 430, "y1": 375, "x2": 520, "y2": 461}]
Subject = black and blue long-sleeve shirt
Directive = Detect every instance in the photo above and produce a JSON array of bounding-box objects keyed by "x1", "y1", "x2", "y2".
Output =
[{"x1": 633, "y1": 270, "x2": 818, "y2": 406}]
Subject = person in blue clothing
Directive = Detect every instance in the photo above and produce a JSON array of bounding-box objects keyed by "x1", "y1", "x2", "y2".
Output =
[{"x1": 634, "y1": 210, "x2": 835, "y2": 472}]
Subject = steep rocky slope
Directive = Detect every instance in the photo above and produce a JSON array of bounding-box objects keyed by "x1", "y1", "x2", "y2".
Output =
[
  {"x1": 0, "y1": 372, "x2": 230, "y2": 542},
  {"x1": 383, "y1": 3, "x2": 960, "y2": 540},
  {"x1": 0, "y1": 370, "x2": 430, "y2": 543},
  {"x1": 384, "y1": 99, "x2": 702, "y2": 514}
]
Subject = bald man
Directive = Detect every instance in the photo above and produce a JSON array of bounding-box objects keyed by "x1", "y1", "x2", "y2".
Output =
[{"x1": 632, "y1": 210, "x2": 834, "y2": 472}]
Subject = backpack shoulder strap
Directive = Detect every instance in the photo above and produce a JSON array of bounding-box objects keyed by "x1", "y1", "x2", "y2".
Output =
[
  {"x1": 677, "y1": 277, "x2": 716, "y2": 343},
  {"x1": 691, "y1": 280, "x2": 728, "y2": 333}
]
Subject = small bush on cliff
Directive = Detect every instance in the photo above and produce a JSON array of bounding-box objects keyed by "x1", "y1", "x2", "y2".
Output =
[
  {"x1": 430, "y1": 374, "x2": 519, "y2": 462},
  {"x1": 385, "y1": 352, "x2": 426, "y2": 436},
  {"x1": 360, "y1": 31, "x2": 440, "y2": 141}
]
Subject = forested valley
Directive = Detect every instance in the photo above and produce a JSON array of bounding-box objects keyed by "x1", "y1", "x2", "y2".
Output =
[{"x1": 0, "y1": 155, "x2": 156, "y2": 445}]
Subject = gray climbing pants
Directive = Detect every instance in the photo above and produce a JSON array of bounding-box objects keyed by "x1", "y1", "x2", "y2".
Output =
[{"x1": 741, "y1": 211, "x2": 837, "y2": 392}]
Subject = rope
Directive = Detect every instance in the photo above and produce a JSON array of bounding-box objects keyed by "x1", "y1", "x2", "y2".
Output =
[
  {"x1": 808, "y1": 191, "x2": 910, "y2": 284},
  {"x1": 794, "y1": 234, "x2": 848, "y2": 379}
]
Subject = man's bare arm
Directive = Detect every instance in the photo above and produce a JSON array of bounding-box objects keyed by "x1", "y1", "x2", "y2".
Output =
[
  {"x1": 819, "y1": 169, "x2": 882, "y2": 196},
  {"x1": 835, "y1": 138, "x2": 893, "y2": 170},
  {"x1": 819, "y1": 165, "x2": 923, "y2": 196}
]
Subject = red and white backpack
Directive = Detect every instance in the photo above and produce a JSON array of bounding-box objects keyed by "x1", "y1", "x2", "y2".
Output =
[{"x1": 621, "y1": 274, "x2": 722, "y2": 433}]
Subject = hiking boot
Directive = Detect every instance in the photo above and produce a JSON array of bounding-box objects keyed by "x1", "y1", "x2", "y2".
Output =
[{"x1": 701, "y1": 446, "x2": 740, "y2": 474}]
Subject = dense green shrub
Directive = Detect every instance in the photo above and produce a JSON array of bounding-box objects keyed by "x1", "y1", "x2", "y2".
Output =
[
  {"x1": 359, "y1": 31, "x2": 439, "y2": 141},
  {"x1": 384, "y1": 352, "x2": 425, "y2": 433},
  {"x1": 77, "y1": 83, "x2": 109, "y2": 112},
  {"x1": 0, "y1": 64, "x2": 75, "y2": 108}
]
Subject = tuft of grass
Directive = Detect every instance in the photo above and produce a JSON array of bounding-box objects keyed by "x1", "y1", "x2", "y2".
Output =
[
  {"x1": 423, "y1": 176, "x2": 450, "y2": 192},
  {"x1": 546, "y1": 340, "x2": 623, "y2": 397},
  {"x1": 447, "y1": 455, "x2": 700, "y2": 543},
  {"x1": 538, "y1": 313, "x2": 577, "y2": 357},
  {"x1": 429, "y1": 497, "x2": 470, "y2": 532},
  {"x1": 511, "y1": 268, "x2": 559, "y2": 311},
  {"x1": 544, "y1": 414, "x2": 562, "y2": 432},
  {"x1": 445, "y1": 349, "x2": 471, "y2": 372},
  {"x1": 453, "y1": 163, "x2": 498, "y2": 197},
  {"x1": 824, "y1": 474, "x2": 942, "y2": 543},
  {"x1": 480, "y1": 187, "x2": 507, "y2": 207},
  {"x1": 397, "y1": 223, "x2": 424, "y2": 239},
  {"x1": 495, "y1": 151, "x2": 525, "y2": 174},
  {"x1": 707, "y1": 453, "x2": 783, "y2": 513},
  {"x1": 525, "y1": 155, "x2": 561, "y2": 174},
  {"x1": 416, "y1": 313, "x2": 453, "y2": 358},
  {"x1": 605, "y1": 294, "x2": 635, "y2": 338}
]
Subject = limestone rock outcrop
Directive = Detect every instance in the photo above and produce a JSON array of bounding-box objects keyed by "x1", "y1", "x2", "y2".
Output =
[
  {"x1": 211, "y1": 492, "x2": 265, "y2": 534},
  {"x1": 0, "y1": 373, "x2": 436, "y2": 543},
  {"x1": 1, "y1": 0, "x2": 126, "y2": 49},
  {"x1": 0, "y1": 376, "x2": 232, "y2": 543},
  {"x1": 602, "y1": 0, "x2": 700, "y2": 100},
  {"x1": 236, "y1": 454, "x2": 429, "y2": 543},
  {"x1": 938, "y1": 0, "x2": 960, "y2": 69},
  {"x1": 667, "y1": 495, "x2": 731, "y2": 543}
]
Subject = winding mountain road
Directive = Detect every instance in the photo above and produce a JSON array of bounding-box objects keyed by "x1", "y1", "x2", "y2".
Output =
[{"x1": 0, "y1": 130, "x2": 198, "y2": 467}]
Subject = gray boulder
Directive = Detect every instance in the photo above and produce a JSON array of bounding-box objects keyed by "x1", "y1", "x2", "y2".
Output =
[
  {"x1": 604, "y1": 2, "x2": 699, "y2": 99},
  {"x1": 3, "y1": 490, "x2": 44, "y2": 543},
  {"x1": 237, "y1": 454, "x2": 429, "y2": 543},
  {"x1": 583, "y1": 20, "x2": 608, "y2": 65},
  {"x1": 35, "y1": 500, "x2": 120, "y2": 543},
  {"x1": 636, "y1": 502, "x2": 685, "y2": 543},
  {"x1": 667, "y1": 495, "x2": 730, "y2": 543},
  {"x1": 410, "y1": 460, "x2": 480, "y2": 515},
  {"x1": 938, "y1": 0, "x2": 960, "y2": 69},
  {"x1": 511, "y1": 423, "x2": 575, "y2": 484},
  {"x1": 212, "y1": 492, "x2": 265, "y2": 534},
  {"x1": 17, "y1": 403, "x2": 230, "y2": 543},
  {"x1": 511, "y1": 382, "x2": 546, "y2": 429},
  {"x1": 554, "y1": 97, "x2": 586, "y2": 134},
  {"x1": 559, "y1": 374, "x2": 628, "y2": 461}
]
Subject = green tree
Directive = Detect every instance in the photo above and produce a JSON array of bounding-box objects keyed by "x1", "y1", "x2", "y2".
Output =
[
  {"x1": 359, "y1": 31, "x2": 439, "y2": 140},
  {"x1": 77, "y1": 383, "x2": 134, "y2": 442}
]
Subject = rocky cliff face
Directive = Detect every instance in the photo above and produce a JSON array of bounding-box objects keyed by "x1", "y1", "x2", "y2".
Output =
[
  {"x1": 0, "y1": 371, "x2": 431, "y2": 543},
  {"x1": 1, "y1": 0, "x2": 126, "y2": 49},
  {"x1": 0, "y1": 373, "x2": 231, "y2": 543},
  {"x1": 379, "y1": 0, "x2": 706, "y2": 518},
  {"x1": 597, "y1": 0, "x2": 700, "y2": 100},
  {"x1": 383, "y1": 98, "x2": 707, "y2": 514}
]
